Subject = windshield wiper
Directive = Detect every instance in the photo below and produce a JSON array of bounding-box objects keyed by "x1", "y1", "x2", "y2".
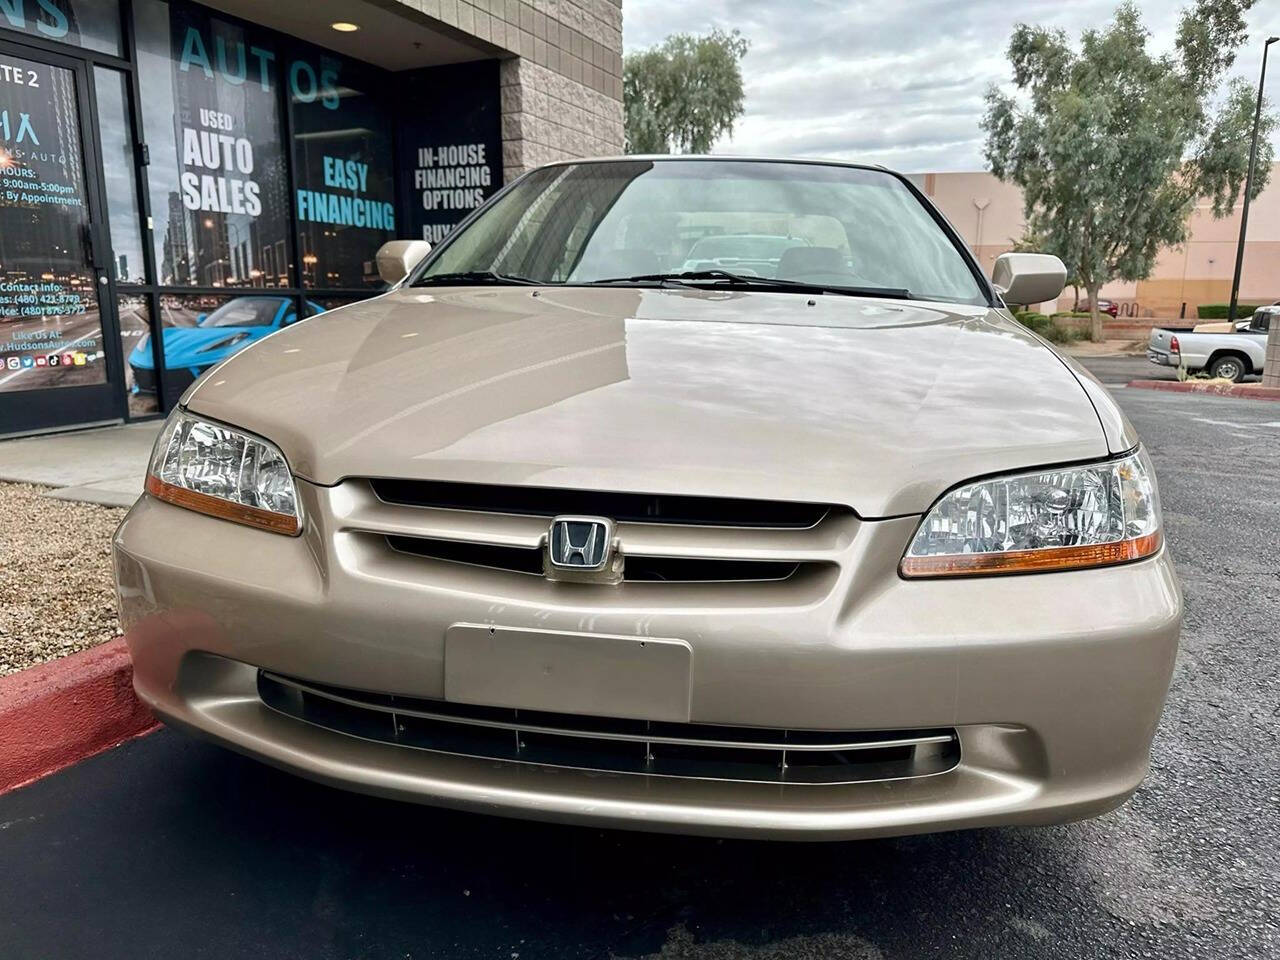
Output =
[
  {"x1": 587, "y1": 269, "x2": 911, "y2": 300},
  {"x1": 414, "y1": 270, "x2": 539, "y2": 287},
  {"x1": 592, "y1": 269, "x2": 760, "y2": 285},
  {"x1": 415, "y1": 268, "x2": 912, "y2": 300}
]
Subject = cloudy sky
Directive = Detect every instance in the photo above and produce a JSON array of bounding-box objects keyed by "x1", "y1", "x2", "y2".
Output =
[{"x1": 623, "y1": 0, "x2": 1280, "y2": 173}]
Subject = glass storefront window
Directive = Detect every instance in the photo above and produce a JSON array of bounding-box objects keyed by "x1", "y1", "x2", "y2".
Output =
[
  {"x1": 159, "y1": 291, "x2": 222, "y2": 326},
  {"x1": 134, "y1": 0, "x2": 291, "y2": 288},
  {"x1": 0, "y1": 52, "x2": 107, "y2": 394},
  {"x1": 2, "y1": 0, "x2": 501, "y2": 434},
  {"x1": 292, "y1": 54, "x2": 395, "y2": 289},
  {"x1": 395, "y1": 61, "x2": 502, "y2": 246},
  {"x1": 155, "y1": 291, "x2": 319, "y2": 401},
  {"x1": 0, "y1": 0, "x2": 122, "y2": 56},
  {"x1": 311, "y1": 295, "x2": 369, "y2": 312},
  {"x1": 94, "y1": 66, "x2": 146, "y2": 283},
  {"x1": 117, "y1": 292, "x2": 157, "y2": 414}
]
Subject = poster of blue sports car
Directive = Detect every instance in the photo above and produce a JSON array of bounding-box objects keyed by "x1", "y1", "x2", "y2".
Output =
[{"x1": 129, "y1": 295, "x2": 324, "y2": 396}]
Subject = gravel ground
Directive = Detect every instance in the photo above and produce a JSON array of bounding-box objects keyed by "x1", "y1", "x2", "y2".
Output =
[{"x1": 0, "y1": 482, "x2": 125, "y2": 676}]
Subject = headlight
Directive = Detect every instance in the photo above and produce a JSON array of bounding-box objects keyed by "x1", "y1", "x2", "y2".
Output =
[
  {"x1": 145, "y1": 409, "x2": 302, "y2": 535},
  {"x1": 900, "y1": 450, "x2": 1161, "y2": 577}
]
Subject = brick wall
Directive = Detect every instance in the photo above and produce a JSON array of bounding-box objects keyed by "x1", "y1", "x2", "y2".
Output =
[
  {"x1": 499, "y1": 57, "x2": 623, "y2": 176},
  {"x1": 392, "y1": 0, "x2": 624, "y2": 180}
]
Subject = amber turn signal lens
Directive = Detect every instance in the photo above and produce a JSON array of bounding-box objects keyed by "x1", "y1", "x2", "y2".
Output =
[
  {"x1": 900, "y1": 530, "x2": 1162, "y2": 578},
  {"x1": 145, "y1": 474, "x2": 301, "y2": 536}
]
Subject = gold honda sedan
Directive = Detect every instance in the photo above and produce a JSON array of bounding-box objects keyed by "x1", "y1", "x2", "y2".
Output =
[{"x1": 114, "y1": 158, "x2": 1181, "y2": 840}]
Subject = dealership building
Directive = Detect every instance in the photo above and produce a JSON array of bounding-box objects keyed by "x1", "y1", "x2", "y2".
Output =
[{"x1": 0, "y1": 0, "x2": 624, "y2": 436}]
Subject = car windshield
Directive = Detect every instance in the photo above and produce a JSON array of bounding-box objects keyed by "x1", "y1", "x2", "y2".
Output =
[
  {"x1": 416, "y1": 160, "x2": 987, "y2": 304},
  {"x1": 685, "y1": 235, "x2": 808, "y2": 261},
  {"x1": 200, "y1": 298, "x2": 282, "y2": 327}
]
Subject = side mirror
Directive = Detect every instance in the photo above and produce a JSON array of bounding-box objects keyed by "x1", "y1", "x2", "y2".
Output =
[
  {"x1": 195, "y1": 313, "x2": 207, "y2": 324},
  {"x1": 375, "y1": 240, "x2": 432, "y2": 286},
  {"x1": 991, "y1": 253, "x2": 1066, "y2": 307},
  {"x1": 281, "y1": 313, "x2": 297, "y2": 326}
]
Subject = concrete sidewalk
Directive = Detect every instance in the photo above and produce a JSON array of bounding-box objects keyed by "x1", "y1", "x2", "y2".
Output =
[{"x1": 0, "y1": 421, "x2": 162, "y2": 507}]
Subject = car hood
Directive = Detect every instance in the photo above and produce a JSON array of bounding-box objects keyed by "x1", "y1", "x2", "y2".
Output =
[{"x1": 184, "y1": 286, "x2": 1110, "y2": 517}]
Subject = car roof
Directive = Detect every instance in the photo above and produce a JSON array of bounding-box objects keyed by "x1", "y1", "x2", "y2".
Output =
[{"x1": 533, "y1": 155, "x2": 894, "y2": 175}]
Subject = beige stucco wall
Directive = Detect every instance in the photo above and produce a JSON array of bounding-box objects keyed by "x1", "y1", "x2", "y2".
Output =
[
  {"x1": 920, "y1": 164, "x2": 1280, "y2": 318},
  {"x1": 389, "y1": 0, "x2": 625, "y2": 180}
]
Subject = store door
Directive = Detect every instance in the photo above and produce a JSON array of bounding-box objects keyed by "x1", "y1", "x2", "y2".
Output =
[{"x1": 0, "y1": 41, "x2": 122, "y2": 436}]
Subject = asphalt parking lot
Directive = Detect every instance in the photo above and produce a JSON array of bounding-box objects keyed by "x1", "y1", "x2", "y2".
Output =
[
  {"x1": 2, "y1": 383, "x2": 1278, "y2": 960},
  {"x1": 1080, "y1": 353, "x2": 1179, "y2": 384},
  {"x1": 1078, "y1": 352, "x2": 1263, "y2": 386}
]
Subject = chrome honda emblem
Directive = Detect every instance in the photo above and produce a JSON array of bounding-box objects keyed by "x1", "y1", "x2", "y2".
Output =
[{"x1": 548, "y1": 516, "x2": 614, "y2": 571}]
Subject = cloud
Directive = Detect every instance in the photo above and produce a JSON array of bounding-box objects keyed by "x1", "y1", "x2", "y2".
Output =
[{"x1": 624, "y1": 0, "x2": 1280, "y2": 172}]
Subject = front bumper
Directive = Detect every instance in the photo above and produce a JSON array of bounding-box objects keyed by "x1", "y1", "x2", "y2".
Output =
[{"x1": 114, "y1": 480, "x2": 1182, "y2": 840}]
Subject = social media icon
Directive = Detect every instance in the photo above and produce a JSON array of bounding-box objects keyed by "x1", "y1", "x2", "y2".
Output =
[
  {"x1": 20, "y1": 356, "x2": 34, "y2": 368},
  {"x1": 48, "y1": 355, "x2": 60, "y2": 367},
  {"x1": 35, "y1": 356, "x2": 47, "y2": 367},
  {"x1": 5, "y1": 357, "x2": 19, "y2": 370},
  {"x1": 73, "y1": 353, "x2": 86, "y2": 366},
  {"x1": 62, "y1": 354, "x2": 74, "y2": 365}
]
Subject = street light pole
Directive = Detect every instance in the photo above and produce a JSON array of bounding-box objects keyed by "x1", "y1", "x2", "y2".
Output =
[{"x1": 1226, "y1": 35, "x2": 1278, "y2": 330}]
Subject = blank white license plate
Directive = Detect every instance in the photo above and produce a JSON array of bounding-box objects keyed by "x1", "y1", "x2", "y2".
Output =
[{"x1": 444, "y1": 624, "x2": 692, "y2": 722}]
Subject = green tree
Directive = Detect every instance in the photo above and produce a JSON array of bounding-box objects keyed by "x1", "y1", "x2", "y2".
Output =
[
  {"x1": 982, "y1": 1, "x2": 1276, "y2": 340},
  {"x1": 624, "y1": 30, "x2": 749, "y2": 154}
]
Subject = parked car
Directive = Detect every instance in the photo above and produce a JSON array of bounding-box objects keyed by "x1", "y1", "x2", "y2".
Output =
[
  {"x1": 129, "y1": 295, "x2": 325, "y2": 394},
  {"x1": 114, "y1": 157, "x2": 1181, "y2": 841},
  {"x1": 1147, "y1": 306, "x2": 1271, "y2": 381},
  {"x1": 1191, "y1": 301, "x2": 1280, "y2": 332},
  {"x1": 1081, "y1": 298, "x2": 1119, "y2": 317}
]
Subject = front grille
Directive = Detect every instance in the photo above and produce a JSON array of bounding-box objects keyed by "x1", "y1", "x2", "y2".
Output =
[
  {"x1": 387, "y1": 535, "x2": 547, "y2": 575},
  {"x1": 335, "y1": 479, "x2": 856, "y2": 601},
  {"x1": 258, "y1": 671, "x2": 960, "y2": 786},
  {"x1": 386, "y1": 534, "x2": 809, "y2": 582},
  {"x1": 370, "y1": 478, "x2": 832, "y2": 528}
]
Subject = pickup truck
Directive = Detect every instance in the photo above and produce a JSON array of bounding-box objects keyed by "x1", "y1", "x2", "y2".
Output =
[{"x1": 1147, "y1": 306, "x2": 1273, "y2": 382}]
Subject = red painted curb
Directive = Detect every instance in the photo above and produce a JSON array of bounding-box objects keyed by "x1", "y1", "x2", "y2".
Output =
[
  {"x1": 0, "y1": 637, "x2": 158, "y2": 794},
  {"x1": 1127, "y1": 380, "x2": 1280, "y2": 401}
]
